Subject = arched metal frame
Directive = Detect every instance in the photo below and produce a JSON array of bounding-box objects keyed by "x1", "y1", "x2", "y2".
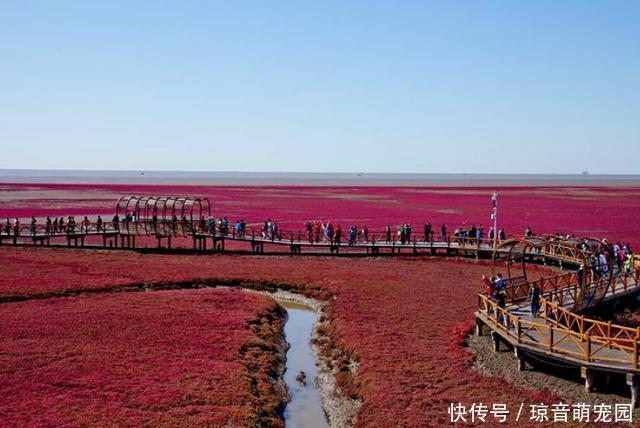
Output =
[
  {"x1": 492, "y1": 236, "x2": 615, "y2": 312},
  {"x1": 494, "y1": 236, "x2": 591, "y2": 280},
  {"x1": 115, "y1": 196, "x2": 211, "y2": 237}
]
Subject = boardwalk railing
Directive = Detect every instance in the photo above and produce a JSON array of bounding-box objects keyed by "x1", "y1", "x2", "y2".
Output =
[
  {"x1": 478, "y1": 293, "x2": 640, "y2": 369},
  {"x1": 540, "y1": 298, "x2": 640, "y2": 356},
  {"x1": 0, "y1": 219, "x2": 508, "y2": 248},
  {"x1": 501, "y1": 272, "x2": 578, "y2": 304}
]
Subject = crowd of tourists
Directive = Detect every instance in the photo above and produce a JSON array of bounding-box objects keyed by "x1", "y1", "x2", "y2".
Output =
[
  {"x1": 2, "y1": 215, "x2": 637, "y2": 277},
  {"x1": 3, "y1": 215, "x2": 101, "y2": 236},
  {"x1": 0, "y1": 214, "x2": 518, "y2": 250},
  {"x1": 452, "y1": 224, "x2": 507, "y2": 241},
  {"x1": 482, "y1": 237, "x2": 637, "y2": 321},
  {"x1": 583, "y1": 240, "x2": 635, "y2": 278}
]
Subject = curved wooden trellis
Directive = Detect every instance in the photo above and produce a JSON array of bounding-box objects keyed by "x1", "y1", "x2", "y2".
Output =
[{"x1": 115, "y1": 196, "x2": 211, "y2": 237}]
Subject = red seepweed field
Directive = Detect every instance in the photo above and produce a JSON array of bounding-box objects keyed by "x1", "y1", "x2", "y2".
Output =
[
  {"x1": 1, "y1": 183, "x2": 639, "y2": 426},
  {"x1": 0, "y1": 288, "x2": 284, "y2": 427},
  {"x1": 2, "y1": 183, "x2": 640, "y2": 249}
]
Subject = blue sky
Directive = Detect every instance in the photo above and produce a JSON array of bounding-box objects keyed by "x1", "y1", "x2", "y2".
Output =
[{"x1": 1, "y1": 1, "x2": 638, "y2": 173}]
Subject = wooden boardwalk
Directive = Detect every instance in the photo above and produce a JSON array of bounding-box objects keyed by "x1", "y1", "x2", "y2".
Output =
[
  {"x1": 2, "y1": 200, "x2": 640, "y2": 404},
  {"x1": 476, "y1": 267, "x2": 640, "y2": 405},
  {"x1": 0, "y1": 219, "x2": 526, "y2": 257}
]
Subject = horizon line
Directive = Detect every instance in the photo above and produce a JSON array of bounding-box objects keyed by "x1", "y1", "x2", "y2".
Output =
[{"x1": 2, "y1": 168, "x2": 640, "y2": 177}]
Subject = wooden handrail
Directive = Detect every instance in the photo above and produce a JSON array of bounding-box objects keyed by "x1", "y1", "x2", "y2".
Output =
[{"x1": 478, "y1": 293, "x2": 640, "y2": 369}]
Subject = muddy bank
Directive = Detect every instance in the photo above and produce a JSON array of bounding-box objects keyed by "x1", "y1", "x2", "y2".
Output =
[
  {"x1": 311, "y1": 307, "x2": 362, "y2": 428},
  {"x1": 240, "y1": 289, "x2": 360, "y2": 427},
  {"x1": 469, "y1": 334, "x2": 640, "y2": 413},
  {"x1": 239, "y1": 300, "x2": 288, "y2": 427}
]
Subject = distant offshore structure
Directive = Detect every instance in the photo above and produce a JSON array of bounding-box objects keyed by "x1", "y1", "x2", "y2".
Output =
[{"x1": 582, "y1": 170, "x2": 589, "y2": 175}]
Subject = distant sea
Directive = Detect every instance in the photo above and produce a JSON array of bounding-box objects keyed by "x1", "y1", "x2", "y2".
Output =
[{"x1": 0, "y1": 169, "x2": 639, "y2": 186}]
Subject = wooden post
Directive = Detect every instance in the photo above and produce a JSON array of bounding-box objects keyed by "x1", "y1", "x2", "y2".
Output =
[
  {"x1": 548, "y1": 325, "x2": 554, "y2": 351},
  {"x1": 581, "y1": 367, "x2": 594, "y2": 392},
  {"x1": 514, "y1": 347, "x2": 526, "y2": 371},
  {"x1": 628, "y1": 374, "x2": 640, "y2": 408},
  {"x1": 490, "y1": 331, "x2": 501, "y2": 352},
  {"x1": 475, "y1": 318, "x2": 484, "y2": 336}
]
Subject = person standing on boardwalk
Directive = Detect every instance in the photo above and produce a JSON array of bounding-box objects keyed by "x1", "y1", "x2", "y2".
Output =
[
  {"x1": 305, "y1": 222, "x2": 313, "y2": 243},
  {"x1": 440, "y1": 224, "x2": 447, "y2": 241},
  {"x1": 96, "y1": 215, "x2": 103, "y2": 233},
  {"x1": 67, "y1": 216, "x2": 76, "y2": 234},
  {"x1": 625, "y1": 252, "x2": 635, "y2": 273},
  {"x1": 30, "y1": 217, "x2": 37, "y2": 236},
  {"x1": 482, "y1": 275, "x2": 495, "y2": 296},
  {"x1": 81, "y1": 216, "x2": 90, "y2": 233},
  {"x1": 599, "y1": 252, "x2": 609, "y2": 276},
  {"x1": 334, "y1": 224, "x2": 342, "y2": 245},
  {"x1": 385, "y1": 225, "x2": 391, "y2": 243},
  {"x1": 397, "y1": 224, "x2": 405, "y2": 244},
  {"x1": 576, "y1": 263, "x2": 585, "y2": 285},
  {"x1": 13, "y1": 218, "x2": 20, "y2": 236},
  {"x1": 529, "y1": 283, "x2": 541, "y2": 318},
  {"x1": 362, "y1": 225, "x2": 369, "y2": 242},
  {"x1": 327, "y1": 223, "x2": 335, "y2": 244},
  {"x1": 349, "y1": 226, "x2": 357, "y2": 245},
  {"x1": 468, "y1": 225, "x2": 477, "y2": 242},
  {"x1": 313, "y1": 221, "x2": 321, "y2": 242},
  {"x1": 45, "y1": 216, "x2": 52, "y2": 235},
  {"x1": 424, "y1": 222, "x2": 432, "y2": 242}
]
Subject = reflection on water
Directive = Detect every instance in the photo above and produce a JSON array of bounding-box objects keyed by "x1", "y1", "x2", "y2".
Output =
[{"x1": 277, "y1": 299, "x2": 329, "y2": 428}]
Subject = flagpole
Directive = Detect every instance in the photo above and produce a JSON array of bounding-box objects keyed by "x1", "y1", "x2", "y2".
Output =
[
  {"x1": 492, "y1": 191, "x2": 498, "y2": 251},
  {"x1": 491, "y1": 191, "x2": 498, "y2": 276}
]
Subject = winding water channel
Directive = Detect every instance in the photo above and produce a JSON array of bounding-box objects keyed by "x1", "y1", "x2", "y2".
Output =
[{"x1": 276, "y1": 299, "x2": 330, "y2": 428}]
